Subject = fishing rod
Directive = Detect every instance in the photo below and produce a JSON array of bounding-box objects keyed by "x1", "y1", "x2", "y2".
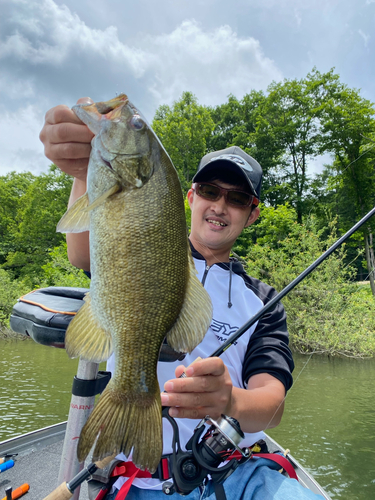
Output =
[
  {"x1": 210, "y1": 204, "x2": 375, "y2": 359},
  {"x1": 43, "y1": 454, "x2": 116, "y2": 500},
  {"x1": 161, "y1": 205, "x2": 375, "y2": 498}
]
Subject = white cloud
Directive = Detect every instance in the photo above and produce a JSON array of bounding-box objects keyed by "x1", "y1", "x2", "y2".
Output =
[
  {"x1": 1, "y1": 1, "x2": 282, "y2": 107},
  {"x1": 144, "y1": 20, "x2": 283, "y2": 106},
  {"x1": 294, "y1": 9, "x2": 302, "y2": 27},
  {"x1": 0, "y1": 105, "x2": 50, "y2": 175},
  {"x1": 0, "y1": 1, "x2": 284, "y2": 175},
  {"x1": 358, "y1": 29, "x2": 370, "y2": 47},
  {"x1": 0, "y1": 0, "x2": 150, "y2": 73}
]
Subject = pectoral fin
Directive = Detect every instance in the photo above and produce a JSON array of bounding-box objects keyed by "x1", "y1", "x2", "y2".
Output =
[
  {"x1": 57, "y1": 183, "x2": 120, "y2": 233},
  {"x1": 65, "y1": 293, "x2": 113, "y2": 362},
  {"x1": 57, "y1": 192, "x2": 90, "y2": 233},
  {"x1": 84, "y1": 183, "x2": 120, "y2": 212},
  {"x1": 166, "y1": 255, "x2": 212, "y2": 353}
]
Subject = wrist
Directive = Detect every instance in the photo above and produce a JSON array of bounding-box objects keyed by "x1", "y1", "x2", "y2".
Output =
[{"x1": 69, "y1": 177, "x2": 87, "y2": 207}]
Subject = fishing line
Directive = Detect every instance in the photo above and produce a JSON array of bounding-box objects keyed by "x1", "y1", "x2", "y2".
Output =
[
  {"x1": 187, "y1": 199, "x2": 369, "y2": 428},
  {"x1": 263, "y1": 259, "x2": 375, "y2": 430},
  {"x1": 183, "y1": 142, "x2": 375, "y2": 430},
  {"x1": 305, "y1": 142, "x2": 375, "y2": 222}
]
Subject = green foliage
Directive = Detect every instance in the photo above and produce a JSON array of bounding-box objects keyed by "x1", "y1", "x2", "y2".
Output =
[
  {"x1": 0, "y1": 166, "x2": 73, "y2": 286},
  {"x1": 319, "y1": 77, "x2": 375, "y2": 224},
  {"x1": 40, "y1": 243, "x2": 90, "y2": 288},
  {"x1": 245, "y1": 213, "x2": 374, "y2": 357},
  {"x1": 208, "y1": 68, "x2": 375, "y2": 281},
  {"x1": 0, "y1": 243, "x2": 90, "y2": 327},
  {"x1": 0, "y1": 171, "x2": 35, "y2": 264},
  {"x1": 184, "y1": 197, "x2": 191, "y2": 230},
  {"x1": 254, "y1": 69, "x2": 335, "y2": 221},
  {"x1": 232, "y1": 203, "x2": 297, "y2": 258},
  {"x1": 1, "y1": 68, "x2": 375, "y2": 353},
  {"x1": 0, "y1": 269, "x2": 29, "y2": 327},
  {"x1": 209, "y1": 91, "x2": 287, "y2": 205},
  {"x1": 152, "y1": 92, "x2": 215, "y2": 193}
]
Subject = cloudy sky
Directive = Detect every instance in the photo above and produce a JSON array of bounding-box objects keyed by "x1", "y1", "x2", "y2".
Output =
[{"x1": 0, "y1": 0, "x2": 374, "y2": 176}]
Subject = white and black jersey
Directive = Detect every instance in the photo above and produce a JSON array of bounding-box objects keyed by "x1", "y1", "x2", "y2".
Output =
[{"x1": 108, "y1": 243, "x2": 294, "y2": 490}]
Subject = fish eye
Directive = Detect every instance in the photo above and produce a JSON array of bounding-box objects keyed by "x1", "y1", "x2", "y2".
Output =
[{"x1": 130, "y1": 115, "x2": 145, "y2": 130}]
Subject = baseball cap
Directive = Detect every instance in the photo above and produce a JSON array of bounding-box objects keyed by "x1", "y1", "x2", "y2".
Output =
[{"x1": 193, "y1": 146, "x2": 263, "y2": 200}]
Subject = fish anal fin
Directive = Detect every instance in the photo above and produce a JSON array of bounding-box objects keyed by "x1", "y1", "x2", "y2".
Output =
[
  {"x1": 167, "y1": 255, "x2": 212, "y2": 353},
  {"x1": 57, "y1": 192, "x2": 90, "y2": 233},
  {"x1": 65, "y1": 293, "x2": 113, "y2": 363}
]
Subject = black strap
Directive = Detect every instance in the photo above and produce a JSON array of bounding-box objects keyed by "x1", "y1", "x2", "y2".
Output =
[
  {"x1": 72, "y1": 371, "x2": 111, "y2": 397},
  {"x1": 213, "y1": 482, "x2": 227, "y2": 500}
]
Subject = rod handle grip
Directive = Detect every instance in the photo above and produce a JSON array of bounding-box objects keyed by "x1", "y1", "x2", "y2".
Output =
[{"x1": 43, "y1": 482, "x2": 72, "y2": 500}]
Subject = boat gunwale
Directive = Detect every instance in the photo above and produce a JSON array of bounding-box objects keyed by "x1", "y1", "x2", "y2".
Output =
[{"x1": 0, "y1": 421, "x2": 66, "y2": 456}]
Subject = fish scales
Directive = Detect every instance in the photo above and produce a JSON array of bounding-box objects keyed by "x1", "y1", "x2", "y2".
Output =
[
  {"x1": 57, "y1": 94, "x2": 212, "y2": 472},
  {"x1": 90, "y1": 156, "x2": 188, "y2": 392}
]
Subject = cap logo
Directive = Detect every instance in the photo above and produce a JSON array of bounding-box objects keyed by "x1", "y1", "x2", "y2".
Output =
[{"x1": 209, "y1": 154, "x2": 253, "y2": 172}]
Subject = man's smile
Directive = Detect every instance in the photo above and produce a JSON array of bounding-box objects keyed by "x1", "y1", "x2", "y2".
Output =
[{"x1": 205, "y1": 216, "x2": 228, "y2": 228}]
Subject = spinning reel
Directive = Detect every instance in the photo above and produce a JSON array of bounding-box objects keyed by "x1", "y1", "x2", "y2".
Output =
[{"x1": 162, "y1": 407, "x2": 250, "y2": 496}]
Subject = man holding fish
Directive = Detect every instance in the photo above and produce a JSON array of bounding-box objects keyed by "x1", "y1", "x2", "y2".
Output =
[{"x1": 40, "y1": 97, "x2": 323, "y2": 499}]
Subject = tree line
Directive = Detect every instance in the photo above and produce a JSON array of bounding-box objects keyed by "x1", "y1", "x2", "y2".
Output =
[
  {"x1": 1, "y1": 67, "x2": 375, "y2": 356},
  {"x1": 153, "y1": 68, "x2": 375, "y2": 291}
]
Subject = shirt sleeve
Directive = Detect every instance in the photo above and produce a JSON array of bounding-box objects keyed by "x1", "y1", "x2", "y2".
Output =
[{"x1": 241, "y1": 280, "x2": 294, "y2": 391}]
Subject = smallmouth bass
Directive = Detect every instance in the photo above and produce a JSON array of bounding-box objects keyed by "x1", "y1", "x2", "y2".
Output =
[{"x1": 57, "y1": 94, "x2": 212, "y2": 472}]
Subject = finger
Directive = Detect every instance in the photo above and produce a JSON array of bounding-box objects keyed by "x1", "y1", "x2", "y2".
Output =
[
  {"x1": 44, "y1": 98, "x2": 93, "y2": 126},
  {"x1": 44, "y1": 105, "x2": 82, "y2": 126},
  {"x1": 185, "y1": 357, "x2": 225, "y2": 378},
  {"x1": 163, "y1": 375, "x2": 222, "y2": 395},
  {"x1": 46, "y1": 142, "x2": 92, "y2": 161},
  {"x1": 162, "y1": 391, "x2": 220, "y2": 409},
  {"x1": 174, "y1": 364, "x2": 186, "y2": 378},
  {"x1": 76, "y1": 97, "x2": 94, "y2": 105},
  {"x1": 168, "y1": 406, "x2": 219, "y2": 420},
  {"x1": 46, "y1": 122, "x2": 94, "y2": 146}
]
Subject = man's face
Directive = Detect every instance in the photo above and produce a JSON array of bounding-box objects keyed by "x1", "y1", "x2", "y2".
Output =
[{"x1": 187, "y1": 179, "x2": 260, "y2": 254}]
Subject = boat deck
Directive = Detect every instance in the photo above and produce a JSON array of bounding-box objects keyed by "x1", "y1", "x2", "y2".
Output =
[
  {"x1": 0, "y1": 422, "x2": 330, "y2": 500},
  {"x1": 0, "y1": 423, "x2": 88, "y2": 500}
]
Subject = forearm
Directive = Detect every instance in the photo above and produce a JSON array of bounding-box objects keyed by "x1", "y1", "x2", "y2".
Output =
[
  {"x1": 40, "y1": 98, "x2": 94, "y2": 271},
  {"x1": 229, "y1": 382, "x2": 285, "y2": 434},
  {"x1": 66, "y1": 177, "x2": 91, "y2": 271}
]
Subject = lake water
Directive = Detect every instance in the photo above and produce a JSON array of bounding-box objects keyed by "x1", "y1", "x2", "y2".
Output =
[{"x1": 1, "y1": 339, "x2": 374, "y2": 499}]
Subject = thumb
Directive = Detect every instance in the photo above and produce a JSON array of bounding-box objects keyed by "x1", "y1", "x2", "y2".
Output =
[
  {"x1": 175, "y1": 365, "x2": 186, "y2": 378},
  {"x1": 76, "y1": 97, "x2": 94, "y2": 105}
]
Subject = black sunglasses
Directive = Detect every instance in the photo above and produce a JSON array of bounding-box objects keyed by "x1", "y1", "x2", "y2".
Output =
[{"x1": 192, "y1": 183, "x2": 259, "y2": 208}]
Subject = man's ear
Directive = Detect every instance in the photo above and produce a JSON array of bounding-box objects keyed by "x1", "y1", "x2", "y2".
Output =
[
  {"x1": 187, "y1": 188, "x2": 194, "y2": 209},
  {"x1": 244, "y1": 206, "x2": 260, "y2": 228}
]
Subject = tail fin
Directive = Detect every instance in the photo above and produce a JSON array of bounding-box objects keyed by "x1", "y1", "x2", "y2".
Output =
[{"x1": 77, "y1": 382, "x2": 162, "y2": 472}]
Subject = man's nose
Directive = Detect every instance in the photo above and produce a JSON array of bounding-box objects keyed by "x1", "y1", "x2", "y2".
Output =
[{"x1": 210, "y1": 193, "x2": 227, "y2": 212}]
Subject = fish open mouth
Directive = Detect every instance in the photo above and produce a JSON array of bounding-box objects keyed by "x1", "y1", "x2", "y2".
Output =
[{"x1": 96, "y1": 94, "x2": 129, "y2": 115}]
